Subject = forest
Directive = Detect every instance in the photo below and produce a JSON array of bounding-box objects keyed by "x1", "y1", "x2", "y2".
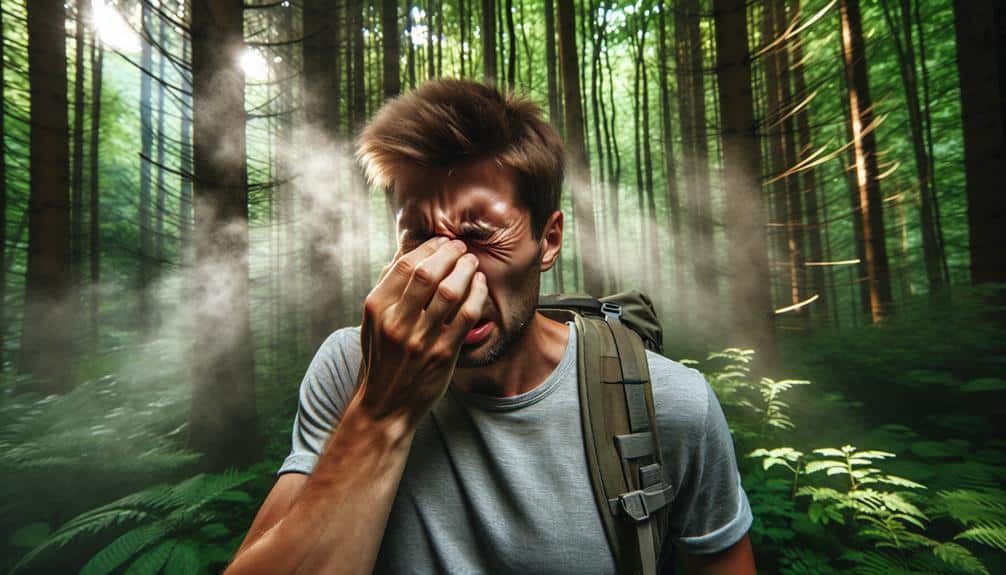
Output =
[{"x1": 0, "y1": 0, "x2": 1003, "y2": 572}]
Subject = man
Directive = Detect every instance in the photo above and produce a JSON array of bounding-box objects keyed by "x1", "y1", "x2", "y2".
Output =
[{"x1": 225, "y1": 79, "x2": 755, "y2": 574}]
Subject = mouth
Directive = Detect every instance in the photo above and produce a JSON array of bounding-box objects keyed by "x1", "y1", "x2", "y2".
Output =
[{"x1": 463, "y1": 319, "x2": 494, "y2": 346}]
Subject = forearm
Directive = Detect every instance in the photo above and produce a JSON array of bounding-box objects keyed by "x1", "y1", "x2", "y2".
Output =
[{"x1": 224, "y1": 397, "x2": 415, "y2": 575}]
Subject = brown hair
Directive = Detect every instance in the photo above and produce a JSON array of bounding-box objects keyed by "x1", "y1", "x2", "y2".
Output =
[{"x1": 356, "y1": 79, "x2": 565, "y2": 237}]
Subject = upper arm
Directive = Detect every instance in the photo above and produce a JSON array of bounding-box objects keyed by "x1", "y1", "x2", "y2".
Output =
[
  {"x1": 235, "y1": 473, "x2": 309, "y2": 556},
  {"x1": 678, "y1": 534, "x2": 756, "y2": 575}
]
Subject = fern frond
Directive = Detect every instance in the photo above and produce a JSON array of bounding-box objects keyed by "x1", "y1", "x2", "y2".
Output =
[
  {"x1": 79, "y1": 523, "x2": 169, "y2": 575},
  {"x1": 954, "y1": 522, "x2": 1006, "y2": 553},
  {"x1": 932, "y1": 489, "x2": 1006, "y2": 525},
  {"x1": 931, "y1": 541, "x2": 990, "y2": 575},
  {"x1": 122, "y1": 538, "x2": 177, "y2": 575},
  {"x1": 164, "y1": 540, "x2": 201, "y2": 575},
  {"x1": 10, "y1": 509, "x2": 152, "y2": 573}
]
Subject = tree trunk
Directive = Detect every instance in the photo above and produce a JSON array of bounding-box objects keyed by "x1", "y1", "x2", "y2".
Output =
[
  {"x1": 89, "y1": 43, "x2": 103, "y2": 346},
  {"x1": 481, "y1": 0, "x2": 496, "y2": 83},
  {"x1": 952, "y1": 1, "x2": 1005, "y2": 285},
  {"x1": 0, "y1": 3, "x2": 6, "y2": 364},
  {"x1": 21, "y1": 0, "x2": 73, "y2": 391},
  {"x1": 188, "y1": 0, "x2": 260, "y2": 470},
  {"x1": 713, "y1": 0, "x2": 776, "y2": 366},
  {"x1": 351, "y1": 0, "x2": 370, "y2": 318},
  {"x1": 154, "y1": 9, "x2": 167, "y2": 274},
  {"x1": 382, "y1": 0, "x2": 400, "y2": 97},
  {"x1": 139, "y1": 1, "x2": 154, "y2": 329},
  {"x1": 180, "y1": 39, "x2": 193, "y2": 262},
  {"x1": 71, "y1": 0, "x2": 86, "y2": 287},
  {"x1": 459, "y1": 0, "x2": 468, "y2": 76},
  {"x1": 658, "y1": 0, "x2": 684, "y2": 317},
  {"x1": 686, "y1": 0, "x2": 716, "y2": 306},
  {"x1": 790, "y1": 0, "x2": 825, "y2": 321},
  {"x1": 557, "y1": 0, "x2": 601, "y2": 296},
  {"x1": 879, "y1": 0, "x2": 945, "y2": 290},
  {"x1": 839, "y1": 0, "x2": 893, "y2": 321},
  {"x1": 304, "y1": 0, "x2": 344, "y2": 347},
  {"x1": 544, "y1": 0, "x2": 561, "y2": 134},
  {"x1": 505, "y1": 0, "x2": 516, "y2": 89}
]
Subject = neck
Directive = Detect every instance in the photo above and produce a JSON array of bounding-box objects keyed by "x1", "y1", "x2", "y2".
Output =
[{"x1": 452, "y1": 312, "x2": 569, "y2": 398}]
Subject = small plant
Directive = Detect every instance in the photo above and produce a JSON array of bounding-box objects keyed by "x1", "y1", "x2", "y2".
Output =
[{"x1": 13, "y1": 470, "x2": 255, "y2": 575}]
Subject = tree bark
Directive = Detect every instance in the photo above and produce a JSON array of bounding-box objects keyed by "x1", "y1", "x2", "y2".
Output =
[
  {"x1": 0, "y1": 3, "x2": 6, "y2": 364},
  {"x1": 71, "y1": 0, "x2": 86, "y2": 287},
  {"x1": 544, "y1": 0, "x2": 561, "y2": 134},
  {"x1": 303, "y1": 0, "x2": 344, "y2": 347},
  {"x1": 139, "y1": 1, "x2": 154, "y2": 328},
  {"x1": 505, "y1": 0, "x2": 516, "y2": 89},
  {"x1": 952, "y1": 0, "x2": 1005, "y2": 285},
  {"x1": 658, "y1": 1, "x2": 685, "y2": 316},
  {"x1": 839, "y1": 0, "x2": 893, "y2": 321},
  {"x1": 188, "y1": 0, "x2": 260, "y2": 469},
  {"x1": 481, "y1": 0, "x2": 496, "y2": 83},
  {"x1": 382, "y1": 0, "x2": 400, "y2": 97},
  {"x1": 21, "y1": 0, "x2": 73, "y2": 391},
  {"x1": 180, "y1": 38, "x2": 193, "y2": 262},
  {"x1": 557, "y1": 0, "x2": 601, "y2": 296},
  {"x1": 89, "y1": 42, "x2": 103, "y2": 346},
  {"x1": 713, "y1": 0, "x2": 776, "y2": 365}
]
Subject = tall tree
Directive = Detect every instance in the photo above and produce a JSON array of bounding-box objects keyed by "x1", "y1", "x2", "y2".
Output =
[
  {"x1": 713, "y1": 0, "x2": 776, "y2": 365},
  {"x1": 557, "y1": 0, "x2": 601, "y2": 295},
  {"x1": 0, "y1": 1, "x2": 7, "y2": 364},
  {"x1": 879, "y1": 0, "x2": 946, "y2": 289},
  {"x1": 350, "y1": 0, "x2": 370, "y2": 316},
  {"x1": 952, "y1": 1, "x2": 1005, "y2": 285},
  {"x1": 303, "y1": 0, "x2": 344, "y2": 347},
  {"x1": 657, "y1": 2, "x2": 684, "y2": 316},
  {"x1": 89, "y1": 41, "x2": 103, "y2": 344},
  {"x1": 505, "y1": 0, "x2": 516, "y2": 88},
  {"x1": 21, "y1": 0, "x2": 73, "y2": 391},
  {"x1": 839, "y1": 0, "x2": 893, "y2": 321},
  {"x1": 544, "y1": 0, "x2": 561, "y2": 135},
  {"x1": 790, "y1": 0, "x2": 826, "y2": 321},
  {"x1": 139, "y1": 1, "x2": 154, "y2": 327},
  {"x1": 188, "y1": 0, "x2": 260, "y2": 469},
  {"x1": 382, "y1": 0, "x2": 400, "y2": 98},
  {"x1": 154, "y1": 8, "x2": 167, "y2": 268},
  {"x1": 481, "y1": 0, "x2": 497, "y2": 83},
  {"x1": 71, "y1": 0, "x2": 87, "y2": 285}
]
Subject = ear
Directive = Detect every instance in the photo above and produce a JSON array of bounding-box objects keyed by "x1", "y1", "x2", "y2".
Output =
[{"x1": 537, "y1": 210, "x2": 563, "y2": 272}]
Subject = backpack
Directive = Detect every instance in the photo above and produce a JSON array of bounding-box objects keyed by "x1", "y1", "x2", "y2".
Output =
[{"x1": 537, "y1": 290, "x2": 673, "y2": 575}]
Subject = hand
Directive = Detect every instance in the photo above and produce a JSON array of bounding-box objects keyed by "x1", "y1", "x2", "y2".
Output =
[{"x1": 355, "y1": 236, "x2": 488, "y2": 425}]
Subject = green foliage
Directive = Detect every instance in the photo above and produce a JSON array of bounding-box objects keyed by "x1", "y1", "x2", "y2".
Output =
[
  {"x1": 700, "y1": 346, "x2": 1002, "y2": 575},
  {"x1": 12, "y1": 470, "x2": 254, "y2": 574}
]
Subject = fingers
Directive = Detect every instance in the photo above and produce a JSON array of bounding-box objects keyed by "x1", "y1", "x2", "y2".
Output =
[
  {"x1": 397, "y1": 240, "x2": 469, "y2": 323},
  {"x1": 443, "y1": 272, "x2": 488, "y2": 346},
  {"x1": 368, "y1": 236, "x2": 449, "y2": 313},
  {"x1": 421, "y1": 252, "x2": 479, "y2": 331}
]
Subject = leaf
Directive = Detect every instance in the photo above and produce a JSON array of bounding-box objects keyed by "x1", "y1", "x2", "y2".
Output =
[
  {"x1": 8, "y1": 522, "x2": 50, "y2": 549},
  {"x1": 931, "y1": 541, "x2": 990, "y2": 575},
  {"x1": 199, "y1": 522, "x2": 231, "y2": 539},
  {"x1": 813, "y1": 448, "x2": 847, "y2": 457},
  {"x1": 80, "y1": 523, "x2": 168, "y2": 575},
  {"x1": 164, "y1": 540, "x2": 201, "y2": 575},
  {"x1": 123, "y1": 539, "x2": 177, "y2": 575},
  {"x1": 804, "y1": 460, "x2": 846, "y2": 474},
  {"x1": 961, "y1": 377, "x2": 1006, "y2": 392},
  {"x1": 955, "y1": 522, "x2": 1006, "y2": 552}
]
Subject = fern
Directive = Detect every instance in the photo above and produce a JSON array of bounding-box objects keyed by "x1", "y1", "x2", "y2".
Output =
[
  {"x1": 123, "y1": 539, "x2": 178, "y2": 575},
  {"x1": 954, "y1": 523, "x2": 1006, "y2": 553},
  {"x1": 12, "y1": 470, "x2": 255, "y2": 574},
  {"x1": 931, "y1": 542, "x2": 990, "y2": 575}
]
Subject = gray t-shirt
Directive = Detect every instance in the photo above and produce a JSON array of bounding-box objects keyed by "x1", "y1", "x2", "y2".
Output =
[{"x1": 279, "y1": 322, "x2": 752, "y2": 573}]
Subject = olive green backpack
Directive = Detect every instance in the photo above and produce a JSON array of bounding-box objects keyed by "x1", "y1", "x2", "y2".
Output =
[{"x1": 538, "y1": 290, "x2": 674, "y2": 575}]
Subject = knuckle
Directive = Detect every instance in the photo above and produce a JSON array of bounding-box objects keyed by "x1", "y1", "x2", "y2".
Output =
[
  {"x1": 380, "y1": 318, "x2": 405, "y2": 344},
  {"x1": 458, "y1": 308, "x2": 480, "y2": 325},
  {"x1": 392, "y1": 257, "x2": 414, "y2": 278},
  {"x1": 436, "y1": 284, "x2": 460, "y2": 304},
  {"x1": 404, "y1": 337, "x2": 427, "y2": 356},
  {"x1": 412, "y1": 263, "x2": 436, "y2": 286},
  {"x1": 363, "y1": 297, "x2": 380, "y2": 319}
]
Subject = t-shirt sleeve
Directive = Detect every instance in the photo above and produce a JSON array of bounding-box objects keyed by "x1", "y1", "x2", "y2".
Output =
[
  {"x1": 647, "y1": 352, "x2": 753, "y2": 555},
  {"x1": 277, "y1": 327, "x2": 362, "y2": 476}
]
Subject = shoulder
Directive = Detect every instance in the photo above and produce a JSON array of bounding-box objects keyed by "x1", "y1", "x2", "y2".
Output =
[
  {"x1": 644, "y1": 350, "x2": 715, "y2": 440},
  {"x1": 300, "y1": 326, "x2": 364, "y2": 411}
]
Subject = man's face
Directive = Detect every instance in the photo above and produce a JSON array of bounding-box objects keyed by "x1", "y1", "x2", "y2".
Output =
[{"x1": 393, "y1": 159, "x2": 560, "y2": 368}]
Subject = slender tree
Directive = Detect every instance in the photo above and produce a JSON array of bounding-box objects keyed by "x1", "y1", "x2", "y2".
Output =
[
  {"x1": 188, "y1": 0, "x2": 260, "y2": 469},
  {"x1": 839, "y1": 0, "x2": 893, "y2": 321},
  {"x1": 89, "y1": 41, "x2": 103, "y2": 344},
  {"x1": 382, "y1": 0, "x2": 400, "y2": 98},
  {"x1": 139, "y1": 1, "x2": 154, "y2": 327},
  {"x1": 952, "y1": 1, "x2": 1005, "y2": 285},
  {"x1": 713, "y1": 0, "x2": 776, "y2": 365},
  {"x1": 657, "y1": 2, "x2": 684, "y2": 316},
  {"x1": 482, "y1": 0, "x2": 497, "y2": 83},
  {"x1": 71, "y1": 0, "x2": 87, "y2": 285},
  {"x1": 557, "y1": 0, "x2": 601, "y2": 295},
  {"x1": 0, "y1": 1, "x2": 7, "y2": 363},
  {"x1": 21, "y1": 0, "x2": 73, "y2": 391}
]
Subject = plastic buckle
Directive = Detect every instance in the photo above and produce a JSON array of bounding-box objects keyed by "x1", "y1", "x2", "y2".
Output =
[
  {"x1": 600, "y1": 302, "x2": 623, "y2": 321},
  {"x1": 618, "y1": 490, "x2": 650, "y2": 522}
]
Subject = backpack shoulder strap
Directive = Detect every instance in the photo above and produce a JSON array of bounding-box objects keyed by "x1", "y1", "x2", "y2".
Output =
[{"x1": 573, "y1": 313, "x2": 673, "y2": 575}]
